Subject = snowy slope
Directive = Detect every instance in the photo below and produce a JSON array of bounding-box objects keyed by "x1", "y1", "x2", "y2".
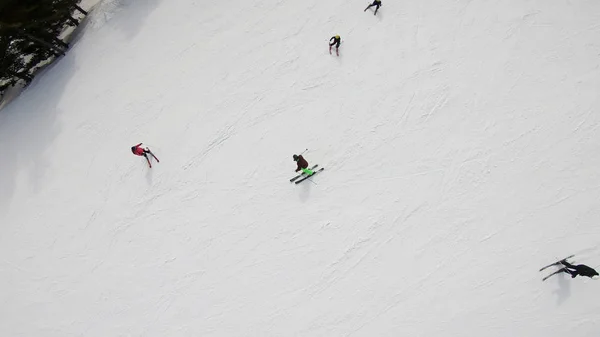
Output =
[{"x1": 1, "y1": 0, "x2": 600, "y2": 336}]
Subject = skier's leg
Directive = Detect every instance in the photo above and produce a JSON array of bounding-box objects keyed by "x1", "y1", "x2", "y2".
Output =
[
  {"x1": 144, "y1": 154, "x2": 152, "y2": 168},
  {"x1": 562, "y1": 268, "x2": 578, "y2": 278},
  {"x1": 374, "y1": 4, "x2": 379, "y2": 15},
  {"x1": 145, "y1": 149, "x2": 159, "y2": 162},
  {"x1": 301, "y1": 167, "x2": 314, "y2": 176},
  {"x1": 364, "y1": 4, "x2": 372, "y2": 11},
  {"x1": 560, "y1": 261, "x2": 579, "y2": 277}
]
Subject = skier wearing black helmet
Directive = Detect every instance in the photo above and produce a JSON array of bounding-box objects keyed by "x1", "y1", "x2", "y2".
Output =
[{"x1": 293, "y1": 154, "x2": 313, "y2": 176}]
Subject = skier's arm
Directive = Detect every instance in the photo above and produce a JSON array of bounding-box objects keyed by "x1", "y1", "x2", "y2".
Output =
[{"x1": 134, "y1": 143, "x2": 142, "y2": 147}]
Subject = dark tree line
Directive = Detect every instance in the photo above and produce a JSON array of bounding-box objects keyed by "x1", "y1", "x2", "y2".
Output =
[{"x1": 0, "y1": 0, "x2": 87, "y2": 91}]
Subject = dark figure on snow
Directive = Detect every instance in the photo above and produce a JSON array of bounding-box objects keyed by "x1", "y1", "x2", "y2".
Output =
[
  {"x1": 560, "y1": 260, "x2": 599, "y2": 279},
  {"x1": 364, "y1": 0, "x2": 382, "y2": 15},
  {"x1": 131, "y1": 143, "x2": 156, "y2": 168},
  {"x1": 293, "y1": 154, "x2": 314, "y2": 176},
  {"x1": 329, "y1": 35, "x2": 341, "y2": 56}
]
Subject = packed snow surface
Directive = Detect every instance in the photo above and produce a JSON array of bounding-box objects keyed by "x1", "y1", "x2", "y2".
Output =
[{"x1": 1, "y1": 0, "x2": 600, "y2": 336}]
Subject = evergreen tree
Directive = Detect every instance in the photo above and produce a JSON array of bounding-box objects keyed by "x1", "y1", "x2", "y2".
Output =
[{"x1": 0, "y1": 0, "x2": 85, "y2": 91}]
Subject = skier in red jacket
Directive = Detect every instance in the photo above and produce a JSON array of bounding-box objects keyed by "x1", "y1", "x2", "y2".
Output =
[
  {"x1": 131, "y1": 143, "x2": 159, "y2": 168},
  {"x1": 293, "y1": 154, "x2": 314, "y2": 176}
]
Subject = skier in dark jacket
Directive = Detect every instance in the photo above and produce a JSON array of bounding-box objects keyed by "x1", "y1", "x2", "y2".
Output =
[
  {"x1": 561, "y1": 260, "x2": 599, "y2": 279},
  {"x1": 329, "y1": 35, "x2": 341, "y2": 56},
  {"x1": 293, "y1": 154, "x2": 313, "y2": 175},
  {"x1": 364, "y1": 0, "x2": 382, "y2": 15}
]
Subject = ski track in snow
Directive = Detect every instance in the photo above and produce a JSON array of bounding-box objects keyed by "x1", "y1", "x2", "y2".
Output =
[{"x1": 1, "y1": 0, "x2": 600, "y2": 336}]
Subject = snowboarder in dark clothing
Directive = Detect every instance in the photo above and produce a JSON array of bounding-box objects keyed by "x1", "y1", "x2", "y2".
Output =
[
  {"x1": 364, "y1": 0, "x2": 382, "y2": 15},
  {"x1": 293, "y1": 154, "x2": 314, "y2": 176},
  {"x1": 560, "y1": 260, "x2": 599, "y2": 279},
  {"x1": 131, "y1": 143, "x2": 159, "y2": 168},
  {"x1": 329, "y1": 35, "x2": 341, "y2": 56}
]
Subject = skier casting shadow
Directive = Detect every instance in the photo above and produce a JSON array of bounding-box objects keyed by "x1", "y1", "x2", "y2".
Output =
[
  {"x1": 293, "y1": 154, "x2": 313, "y2": 202},
  {"x1": 131, "y1": 143, "x2": 160, "y2": 168}
]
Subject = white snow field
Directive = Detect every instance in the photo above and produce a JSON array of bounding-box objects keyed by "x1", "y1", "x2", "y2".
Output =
[{"x1": 2, "y1": 0, "x2": 600, "y2": 336}]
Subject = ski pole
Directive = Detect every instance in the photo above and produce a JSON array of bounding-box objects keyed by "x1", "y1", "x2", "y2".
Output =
[{"x1": 300, "y1": 148, "x2": 308, "y2": 156}]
